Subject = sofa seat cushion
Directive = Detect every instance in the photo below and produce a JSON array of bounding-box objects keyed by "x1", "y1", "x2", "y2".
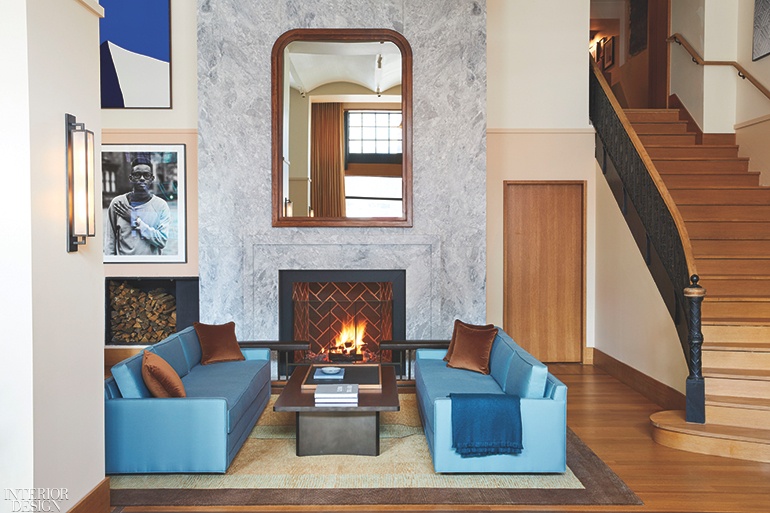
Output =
[
  {"x1": 415, "y1": 358, "x2": 504, "y2": 436},
  {"x1": 181, "y1": 359, "x2": 269, "y2": 433}
]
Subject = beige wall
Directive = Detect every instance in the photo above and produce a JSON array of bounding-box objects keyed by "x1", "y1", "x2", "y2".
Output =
[
  {"x1": 1, "y1": 0, "x2": 106, "y2": 509},
  {"x1": 737, "y1": 116, "x2": 770, "y2": 186},
  {"x1": 486, "y1": 0, "x2": 596, "y2": 352},
  {"x1": 101, "y1": 0, "x2": 199, "y2": 278},
  {"x1": 670, "y1": 0, "x2": 706, "y2": 128}
]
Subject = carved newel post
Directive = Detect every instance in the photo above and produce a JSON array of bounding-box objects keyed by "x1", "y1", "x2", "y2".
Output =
[{"x1": 684, "y1": 275, "x2": 706, "y2": 424}]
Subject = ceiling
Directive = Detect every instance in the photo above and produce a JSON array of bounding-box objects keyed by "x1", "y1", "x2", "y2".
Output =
[{"x1": 286, "y1": 41, "x2": 402, "y2": 95}]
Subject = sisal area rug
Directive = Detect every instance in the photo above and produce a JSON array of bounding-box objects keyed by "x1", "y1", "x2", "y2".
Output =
[{"x1": 110, "y1": 395, "x2": 641, "y2": 507}]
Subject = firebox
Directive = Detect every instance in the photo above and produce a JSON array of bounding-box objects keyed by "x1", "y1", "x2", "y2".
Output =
[{"x1": 279, "y1": 270, "x2": 406, "y2": 372}]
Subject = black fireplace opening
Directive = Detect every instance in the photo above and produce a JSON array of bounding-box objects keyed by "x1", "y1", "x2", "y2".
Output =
[
  {"x1": 279, "y1": 270, "x2": 406, "y2": 374},
  {"x1": 105, "y1": 277, "x2": 199, "y2": 345}
]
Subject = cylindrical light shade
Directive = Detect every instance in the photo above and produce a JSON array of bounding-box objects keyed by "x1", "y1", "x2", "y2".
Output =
[
  {"x1": 71, "y1": 128, "x2": 89, "y2": 237},
  {"x1": 85, "y1": 128, "x2": 96, "y2": 236}
]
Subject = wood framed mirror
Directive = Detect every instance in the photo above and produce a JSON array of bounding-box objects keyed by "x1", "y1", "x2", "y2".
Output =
[{"x1": 272, "y1": 28, "x2": 413, "y2": 227}]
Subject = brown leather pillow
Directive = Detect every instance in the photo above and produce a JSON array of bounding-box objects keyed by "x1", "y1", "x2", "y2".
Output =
[
  {"x1": 446, "y1": 322, "x2": 498, "y2": 374},
  {"x1": 194, "y1": 321, "x2": 245, "y2": 365},
  {"x1": 141, "y1": 350, "x2": 186, "y2": 398},
  {"x1": 444, "y1": 320, "x2": 497, "y2": 362}
]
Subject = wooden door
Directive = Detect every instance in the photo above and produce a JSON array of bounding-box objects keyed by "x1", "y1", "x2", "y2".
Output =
[{"x1": 503, "y1": 181, "x2": 584, "y2": 362}]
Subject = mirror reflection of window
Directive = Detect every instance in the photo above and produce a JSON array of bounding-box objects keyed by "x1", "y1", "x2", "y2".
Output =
[
  {"x1": 346, "y1": 110, "x2": 403, "y2": 160},
  {"x1": 344, "y1": 176, "x2": 403, "y2": 217}
]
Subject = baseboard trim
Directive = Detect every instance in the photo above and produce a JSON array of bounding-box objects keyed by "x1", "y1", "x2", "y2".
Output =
[
  {"x1": 70, "y1": 477, "x2": 109, "y2": 513},
  {"x1": 594, "y1": 349, "x2": 685, "y2": 410}
]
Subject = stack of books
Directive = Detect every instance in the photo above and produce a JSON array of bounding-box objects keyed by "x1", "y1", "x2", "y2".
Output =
[{"x1": 314, "y1": 383, "x2": 359, "y2": 407}]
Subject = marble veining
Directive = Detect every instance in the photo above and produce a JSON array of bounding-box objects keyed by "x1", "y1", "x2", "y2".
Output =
[{"x1": 198, "y1": 0, "x2": 487, "y2": 340}]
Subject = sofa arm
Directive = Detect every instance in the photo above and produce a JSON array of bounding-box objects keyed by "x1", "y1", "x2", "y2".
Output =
[
  {"x1": 415, "y1": 348, "x2": 448, "y2": 360},
  {"x1": 242, "y1": 348, "x2": 270, "y2": 361},
  {"x1": 105, "y1": 397, "x2": 229, "y2": 473},
  {"x1": 432, "y1": 393, "x2": 567, "y2": 473}
]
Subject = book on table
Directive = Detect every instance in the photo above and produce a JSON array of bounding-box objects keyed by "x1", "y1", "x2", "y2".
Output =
[
  {"x1": 314, "y1": 383, "x2": 358, "y2": 406},
  {"x1": 313, "y1": 367, "x2": 345, "y2": 380}
]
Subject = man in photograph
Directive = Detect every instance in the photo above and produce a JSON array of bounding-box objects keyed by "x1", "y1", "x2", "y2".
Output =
[{"x1": 105, "y1": 155, "x2": 171, "y2": 256}]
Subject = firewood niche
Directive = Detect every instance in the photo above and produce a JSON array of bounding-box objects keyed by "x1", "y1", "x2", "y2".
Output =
[{"x1": 105, "y1": 277, "x2": 199, "y2": 345}]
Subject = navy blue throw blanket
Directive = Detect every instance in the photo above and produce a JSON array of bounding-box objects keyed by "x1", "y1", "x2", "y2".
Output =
[{"x1": 449, "y1": 393, "x2": 523, "y2": 458}]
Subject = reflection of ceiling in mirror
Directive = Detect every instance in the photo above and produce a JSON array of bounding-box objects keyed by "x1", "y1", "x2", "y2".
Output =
[{"x1": 286, "y1": 41, "x2": 401, "y2": 94}]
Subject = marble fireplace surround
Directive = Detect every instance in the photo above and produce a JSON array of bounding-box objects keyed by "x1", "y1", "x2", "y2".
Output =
[{"x1": 197, "y1": 0, "x2": 487, "y2": 341}]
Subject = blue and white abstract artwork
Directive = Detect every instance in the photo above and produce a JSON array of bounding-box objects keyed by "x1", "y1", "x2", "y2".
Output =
[{"x1": 99, "y1": 0, "x2": 171, "y2": 108}]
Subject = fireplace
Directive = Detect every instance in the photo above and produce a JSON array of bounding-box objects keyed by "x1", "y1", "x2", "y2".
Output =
[{"x1": 279, "y1": 270, "x2": 406, "y2": 372}]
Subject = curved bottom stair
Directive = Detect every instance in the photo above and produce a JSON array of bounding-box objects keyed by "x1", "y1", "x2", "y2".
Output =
[{"x1": 650, "y1": 410, "x2": 770, "y2": 463}]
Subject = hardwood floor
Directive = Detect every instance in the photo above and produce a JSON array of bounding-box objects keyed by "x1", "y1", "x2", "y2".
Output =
[{"x1": 113, "y1": 364, "x2": 770, "y2": 513}]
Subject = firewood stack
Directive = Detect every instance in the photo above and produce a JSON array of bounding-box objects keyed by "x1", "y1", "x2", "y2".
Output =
[{"x1": 109, "y1": 281, "x2": 176, "y2": 344}]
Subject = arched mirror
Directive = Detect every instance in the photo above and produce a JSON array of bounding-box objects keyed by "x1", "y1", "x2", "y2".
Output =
[{"x1": 272, "y1": 28, "x2": 412, "y2": 227}]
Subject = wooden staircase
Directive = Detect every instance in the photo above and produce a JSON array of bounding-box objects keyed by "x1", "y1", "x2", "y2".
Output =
[{"x1": 625, "y1": 109, "x2": 770, "y2": 463}]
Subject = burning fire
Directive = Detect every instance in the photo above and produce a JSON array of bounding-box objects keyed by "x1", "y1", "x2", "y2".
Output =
[{"x1": 333, "y1": 318, "x2": 367, "y2": 355}]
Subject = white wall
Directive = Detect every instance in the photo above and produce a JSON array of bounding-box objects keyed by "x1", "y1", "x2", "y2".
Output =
[
  {"x1": 487, "y1": 0, "x2": 590, "y2": 129},
  {"x1": 670, "y1": 0, "x2": 706, "y2": 128},
  {"x1": 0, "y1": 0, "x2": 35, "y2": 500},
  {"x1": 1, "y1": 1, "x2": 105, "y2": 512},
  {"x1": 486, "y1": 0, "x2": 596, "y2": 356},
  {"x1": 735, "y1": 0, "x2": 770, "y2": 185},
  {"x1": 702, "y1": 0, "x2": 738, "y2": 133},
  {"x1": 595, "y1": 164, "x2": 688, "y2": 392}
]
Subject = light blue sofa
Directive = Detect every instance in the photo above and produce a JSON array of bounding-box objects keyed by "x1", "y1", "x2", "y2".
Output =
[
  {"x1": 414, "y1": 328, "x2": 567, "y2": 473},
  {"x1": 104, "y1": 326, "x2": 271, "y2": 474}
]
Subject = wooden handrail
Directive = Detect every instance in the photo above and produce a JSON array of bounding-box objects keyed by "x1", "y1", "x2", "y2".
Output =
[
  {"x1": 668, "y1": 33, "x2": 770, "y2": 102},
  {"x1": 590, "y1": 59, "x2": 699, "y2": 278}
]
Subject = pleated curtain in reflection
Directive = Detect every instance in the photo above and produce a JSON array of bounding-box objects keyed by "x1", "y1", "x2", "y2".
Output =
[{"x1": 310, "y1": 103, "x2": 346, "y2": 217}]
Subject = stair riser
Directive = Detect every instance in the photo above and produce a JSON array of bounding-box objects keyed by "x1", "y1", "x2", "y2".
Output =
[
  {"x1": 661, "y1": 174, "x2": 759, "y2": 187},
  {"x1": 705, "y1": 405, "x2": 770, "y2": 430},
  {"x1": 682, "y1": 206, "x2": 770, "y2": 222},
  {"x1": 632, "y1": 122, "x2": 689, "y2": 134},
  {"x1": 670, "y1": 190, "x2": 770, "y2": 205},
  {"x1": 687, "y1": 222, "x2": 770, "y2": 240},
  {"x1": 703, "y1": 349, "x2": 770, "y2": 370},
  {"x1": 703, "y1": 325, "x2": 770, "y2": 343},
  {"x1": 697, "y1": 259, "x2": 770, "y2": 276},
  {"x1": 625, "y1": 110, "x2": 681, "y2": 122},
  {"x1": 647, "y1": 147, "x2": 739, "y2": 159},
  {"x1": 701, "y1": 279, "x2": 770, "y2": 296},
  {"x1": 706, "y1": 377, "x2": 770, "y2": 398},
  {"x1": 652, "y1": 426, "x2": 770, "y2": 463},
  {"x1": 638, "y1": 134, "x2": 697, "y2": 145},
  {"x1": 693, "y1": 240, "x2": 770, "y2": 257},
  {"x1": 704, "y1": 301, "x2": 770, "y2": 320},
  {"x1": 655, "y1": 160, "x2": 749, "y2": 172}
]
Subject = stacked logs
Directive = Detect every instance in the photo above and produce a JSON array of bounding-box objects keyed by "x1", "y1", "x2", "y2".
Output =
[{"x1": 109, "y1": 281, "x2": 176, "y2": 344}]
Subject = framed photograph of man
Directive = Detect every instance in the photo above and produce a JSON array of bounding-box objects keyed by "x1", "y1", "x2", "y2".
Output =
[{"x1": 102, "y1": 144, "x2": 187, "y2": 263}]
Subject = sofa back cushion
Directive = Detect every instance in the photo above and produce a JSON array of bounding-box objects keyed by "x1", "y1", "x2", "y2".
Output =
[
  {"x1": 178, "y1": 326, "x2": 202, "y2": 369},
  {"x1": 151, "y1": 335, "x2": 190, "y2": 378},
  {"x1": 491, "y1": 329, "x2": 548, "y2": 398},
  {"x1": 111, "y1": 351, "x2": 151, "y2": 398}
]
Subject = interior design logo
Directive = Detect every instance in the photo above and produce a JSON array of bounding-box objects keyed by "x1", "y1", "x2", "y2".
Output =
[{"x1": 4, "y1": 488, "x2": 68, "y2": 512}]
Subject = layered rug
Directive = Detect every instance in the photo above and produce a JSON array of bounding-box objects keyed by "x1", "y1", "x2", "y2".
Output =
[{"x1": 110, "y1": 395, "x2": 641, "y2": 507}]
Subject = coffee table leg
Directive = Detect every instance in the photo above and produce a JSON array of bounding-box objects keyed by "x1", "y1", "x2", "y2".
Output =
[{"x1": 296, "y1": 411, "x2": 380, "y2": 456}]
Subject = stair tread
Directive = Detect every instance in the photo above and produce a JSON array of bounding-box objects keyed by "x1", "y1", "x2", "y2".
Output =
[
  {"x1": 703, "y1": 318, "x2": 770, "y2": 326},
  {"x1": 651, "y1": 410, "x2": 770, "y2": 444},
  {"x1": 707, "y1": 395, "x2": 770, "y2": 410},
  {"x1": 704, "y1": 341, "x2": 770, "y2": 351},
  {"x1": 703, "y1": 367, "x2": 770, "y2": 380}
]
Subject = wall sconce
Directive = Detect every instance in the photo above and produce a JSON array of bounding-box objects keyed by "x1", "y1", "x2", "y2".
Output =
[
  {"x1": 284, "y1": 197, "x2": 293, "y2": 217},
  {"x1": 65, "y1": 113, "x2": 96, "y2": 252}
]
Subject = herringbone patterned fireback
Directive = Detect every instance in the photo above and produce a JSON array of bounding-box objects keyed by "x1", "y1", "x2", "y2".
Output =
[{"x1": 292, "y1": 281, "x2": 393, "y2": 362}]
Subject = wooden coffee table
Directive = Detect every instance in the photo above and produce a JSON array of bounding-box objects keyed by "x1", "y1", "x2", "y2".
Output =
[{"x1": 273, "y1": 364, "x2": 400, "y2": 456}]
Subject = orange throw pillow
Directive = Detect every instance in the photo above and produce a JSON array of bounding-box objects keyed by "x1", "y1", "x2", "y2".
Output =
[
  {"x1": 446, "y1": 322, "x2": 498, "y2": 374},
  {"x1": 194, "y1": 321, "x2": 245, "y2": 365},
  {"x1": 142, "y1": 350, "x2": 186, "y2": 398},
  {"x1": 444, "y1": 320, "x2": 496, "y2": 362}
]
